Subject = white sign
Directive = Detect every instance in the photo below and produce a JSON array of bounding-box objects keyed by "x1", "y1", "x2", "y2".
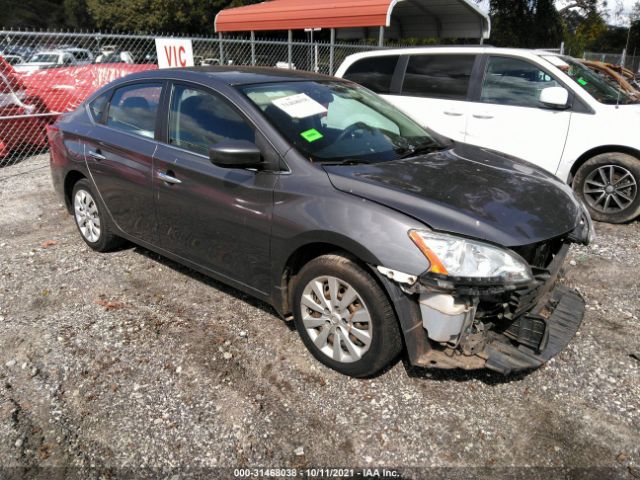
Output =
[
  {"x1": 272, "y1": 93, "x2": 327, "y2": 118},
  {"x1": 155, "y1": 38, "x2": 194, "y2": 69}
]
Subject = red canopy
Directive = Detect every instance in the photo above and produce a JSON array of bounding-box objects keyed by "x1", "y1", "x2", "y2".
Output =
[
  {"x1": 215, "y1": 0, "x2": 490, "y2": 39},
  {"x1": 216, "y1": 0, "x2": 393, "y2": 32}
]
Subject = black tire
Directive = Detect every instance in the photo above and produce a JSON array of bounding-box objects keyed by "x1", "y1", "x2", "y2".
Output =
[
  {"x1": 292, "y1": 254, "x2": 402, "y2": 378},
  {"x1": 71, "y1": 179, "x2": 124, "y2": 252},
  {"x1": 573, "y1": 152, "x2": 640, "y2": 224}
]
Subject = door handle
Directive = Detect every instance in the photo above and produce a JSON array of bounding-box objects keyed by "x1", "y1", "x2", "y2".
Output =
[
  {"x1": 472, "y1": 114, "x2": 494, "y2": 120},
  {"x1": 88, "y1": 150, "x2": 106, "y2": 161},
  {"x1": 157, "y1": 171, "x2": 182, "y2": 185},
  {"x1": 444, "y1": 111, "x2": 464, "y2": 117}
]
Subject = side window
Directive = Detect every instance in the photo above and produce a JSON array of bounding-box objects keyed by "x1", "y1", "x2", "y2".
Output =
[
  {"x1": 88, "y1": 91, "x2": 110, "y2": 123},
  {"x1": 481, "y1": 56, "x2": 561, "y2": 108},
  {"x1": 402, "y1": 54, "x2": 475, "y2": 100},
  {"x1": 168, "y1": 84, "x2": 254, "y2": 156},
  {"x1": 342, "y1": 55, "x2": 400, "y2": 94},
  {"x1": 106, "y1": 83, "x2": 162, "y2": 138}
]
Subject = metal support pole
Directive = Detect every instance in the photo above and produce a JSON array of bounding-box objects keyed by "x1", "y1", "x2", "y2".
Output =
[
  {"x1": 378, "y1": 26, "x2": 384, "y2": 47},
  {"x1": 314, "y1": 43, "x2": 319, "y2": 73},
  {"x1": 218, "y1": 32, "x2": 224, "y2": 65},
  {"x1": 251, "y1": 31, "x2": 256, "y2": 66},
  {"x1": 560, "y1": 41, "x2": 565, "y2": 55},
  {"x1": 310, "y1": 29, "x2": 314, "y2": 72},
  {"x1": 288, "y1": 29, "x2": 292, "y2": 69},
  {"x1": 329, "y1": 28, "x2": 335, "y2": 75}
]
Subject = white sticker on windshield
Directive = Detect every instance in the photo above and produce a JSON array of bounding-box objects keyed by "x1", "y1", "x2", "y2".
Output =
[{"x1": 272, "y1": 93, "x2": 327, "y2": 118}]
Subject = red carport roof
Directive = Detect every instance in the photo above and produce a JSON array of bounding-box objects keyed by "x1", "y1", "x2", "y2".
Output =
[{"x1": 215, "y1": 0, "x2": 490, "y2": 39}]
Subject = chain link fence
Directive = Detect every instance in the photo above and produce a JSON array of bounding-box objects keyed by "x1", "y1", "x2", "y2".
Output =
[
  {"x1": 583, "y1": 51, "x2": 640, "y2": 73},
  {"x1": 0, "y1": 29, "x2": 409, "y2": 169}
]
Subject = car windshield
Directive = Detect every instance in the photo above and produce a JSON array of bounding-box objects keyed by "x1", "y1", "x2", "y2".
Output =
[
  {"x1": 545, "y1": 55, "x2": 636, "y2": 105},
  {"x1": 240, "y1": 81, "x2": 443, "y2": 164},
  {"x1": 29, "y1": 53, "x2": 59, "y2": 63}
]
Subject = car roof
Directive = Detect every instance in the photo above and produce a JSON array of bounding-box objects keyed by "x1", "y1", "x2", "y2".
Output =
[
  {"x1": 119, "y1": 66, "x2": 337, "y2": 86},
  {"x1": 340, "y1": 46, "x2": 564, "y2": 59}
]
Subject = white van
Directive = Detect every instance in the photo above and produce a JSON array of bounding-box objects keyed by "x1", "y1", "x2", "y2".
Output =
[{"x1": 336, "y1": 47, "x2": 640, "y2": 223}]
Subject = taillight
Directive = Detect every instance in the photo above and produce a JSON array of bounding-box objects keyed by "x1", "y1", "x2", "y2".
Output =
[{"x1": 46, "y1": 124, "x2": 60, "y2": 143}]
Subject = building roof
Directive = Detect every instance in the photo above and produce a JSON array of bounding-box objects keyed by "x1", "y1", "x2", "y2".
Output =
[{"x1": 214, "y1": 0, "x2": 491, "y2": 39}]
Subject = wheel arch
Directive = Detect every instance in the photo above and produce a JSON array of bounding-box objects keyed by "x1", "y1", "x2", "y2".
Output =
[
  {"x1": 63, "y1": 170, "x2": 87, "y2": 214},
  {"x1": 276, "y1": 236, "x2": 380, "y2": 317},
  {"x1": 569, "y1": 145, "x2": 640, "y2": 183},
  {"x1": 276, "y1": 238, "x2": 428, "y2": 367}
]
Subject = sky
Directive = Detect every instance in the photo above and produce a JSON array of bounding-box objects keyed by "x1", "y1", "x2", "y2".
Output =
[
  {"x1": 475, "y1": 0, "x2": 637, "y2": 24},
  {"x1": 478, "y1": 0, "x2": 636, "y2": 23}
]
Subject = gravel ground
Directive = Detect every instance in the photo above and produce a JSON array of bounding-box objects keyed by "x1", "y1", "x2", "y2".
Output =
[{"x1": 0, "y1": 155, "x2": 639, "y2": 479}]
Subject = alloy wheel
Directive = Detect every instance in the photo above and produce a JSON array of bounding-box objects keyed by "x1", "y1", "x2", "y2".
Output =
[
  {"x1": 300, "y1": 276, "x2": 373, "y2": 363},
  {"x1": 74, "y1": 189, "x2": 101, "y2": 243},
  {"x1": 583, "y1": 164, "x2": 637, "y2": 214}
]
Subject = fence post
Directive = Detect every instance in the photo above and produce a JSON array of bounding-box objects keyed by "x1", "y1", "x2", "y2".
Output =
[
  {"x1": 218, "y1": 32, "x2": 225, "y2": 65},
  {"x1": 378, "y1": 26, "x2": 384, "y2": 47},
  {"x1": 251, "y1": 31, "x2": 256, "y2": 65},
  {"x1": 329, "y1": 28, "x2": 335, "y2": 75},
  {"x1": 288, "y1": 30, "x2": 292, "y2": 69}
]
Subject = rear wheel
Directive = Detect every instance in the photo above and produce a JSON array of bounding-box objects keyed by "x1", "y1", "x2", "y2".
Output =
[
  {"x1": 72, "y1": 179, "x2": 123, "y2": 251},
  {"x1": 292, "y1": 254, "x2": 402, "y2": 378},
  {"x1": 573, "y1": 153, "x2": 640, "y2": 224}
]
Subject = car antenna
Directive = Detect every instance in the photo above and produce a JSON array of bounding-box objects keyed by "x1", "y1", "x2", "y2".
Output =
[{"x1": 617, "y1": 19, "x2": 633, "y2": 109}]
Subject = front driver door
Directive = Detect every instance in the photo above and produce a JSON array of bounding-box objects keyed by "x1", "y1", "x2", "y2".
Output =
[
  {"x1": 464, "y1": 56, "x2": 573, "y2": 174},
  {"x1": 153, "y1": 82, "x2": 277, "y2": 294}
]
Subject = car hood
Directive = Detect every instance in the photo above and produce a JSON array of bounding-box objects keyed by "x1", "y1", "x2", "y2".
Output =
[{"x1": 323, "y1": 143, "x2": 582, "y2": 247}]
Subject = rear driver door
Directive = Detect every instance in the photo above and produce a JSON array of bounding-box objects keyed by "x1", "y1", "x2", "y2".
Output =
[{"x1": 84, "y1": 81, "x2": 163, "y2": 243}]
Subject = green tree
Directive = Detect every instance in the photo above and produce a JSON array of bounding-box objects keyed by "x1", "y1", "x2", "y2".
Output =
[
  {"x1": 64, "y1": 0, "x2": 95, "y2": 30},
  {"x1": 564, "y1": 8, "x2": 607, "y2": 55},
  {"x1": 489, "y1": 0, "x2": 533, "y2": 47},
  {"x1": 532, "y1": 0, "x2": 565, "y2": 48},
  {"x1": 86, "y1": 0, "x2": 259, "y2": 34},
  {"x1": 0, "y1": 0, "x2": 66, "y2": 29},
  {"x1": 489, "y1": 0, "x2": 563, "y2": 48}
]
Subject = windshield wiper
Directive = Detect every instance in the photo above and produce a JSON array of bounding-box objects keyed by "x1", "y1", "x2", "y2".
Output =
[
  {"x1": 320, "y1": 158, "x2": 371, "y2": 166},
  {"x1": 398, "y1": 141, "x2": 446, "y2": 159}
]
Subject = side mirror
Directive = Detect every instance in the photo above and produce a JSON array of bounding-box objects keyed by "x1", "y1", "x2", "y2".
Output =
[
  {"x1": 539, "y1": 86, "x2": 569, "y2": 109},
  {"x1": 209, "y1": 140, "x2": 262, "y2": 169}
]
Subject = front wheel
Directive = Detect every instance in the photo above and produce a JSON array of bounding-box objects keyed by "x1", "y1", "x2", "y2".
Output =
[
  {"x1": 292, "y1": 254, "x2": 402, "y2": 378},
  {"x1": 573, "y1": 153, "x2": 640, "y2": 224}
]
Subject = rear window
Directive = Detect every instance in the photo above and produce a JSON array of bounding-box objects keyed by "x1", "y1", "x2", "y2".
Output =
[
  {"x1": 402, "y1": 54, "x2": 476, "y2": 100},
  {"x1": 342, "y1": 55, "x2": 400, "y2": 94},
  {"x1": 89, "y1": 92, "x2": 110, "y2": 122},
  {"x1": 106, "y1": 83, "x2": 162, "y2": 138}
]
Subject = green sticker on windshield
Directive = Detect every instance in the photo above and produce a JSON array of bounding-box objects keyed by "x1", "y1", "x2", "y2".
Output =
[
  {"x1": 300, "y1": 128, "x2": 324, "y2": 143},
  {"x1": 577, "y1": 78, "x2": 588, "y2": 86}
]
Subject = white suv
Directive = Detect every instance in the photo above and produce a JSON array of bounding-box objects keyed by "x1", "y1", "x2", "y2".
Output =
[{"x1": 336, "y1": 47, "x2": 640, "y2": 223}]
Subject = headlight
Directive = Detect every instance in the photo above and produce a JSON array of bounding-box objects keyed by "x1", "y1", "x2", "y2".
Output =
[{"x1": 409, "y1": 230, "x2": 532, "y2": 283}]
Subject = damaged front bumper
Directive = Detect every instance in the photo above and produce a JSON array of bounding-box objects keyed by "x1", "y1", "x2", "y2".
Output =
[{"x1": 376, "y1": 242, "x2": 586, "y2": 375}]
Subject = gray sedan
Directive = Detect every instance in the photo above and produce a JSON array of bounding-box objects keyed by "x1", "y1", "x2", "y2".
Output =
[{"x1": 49, "y1": 67, "x2": 592, "y2": 377}]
